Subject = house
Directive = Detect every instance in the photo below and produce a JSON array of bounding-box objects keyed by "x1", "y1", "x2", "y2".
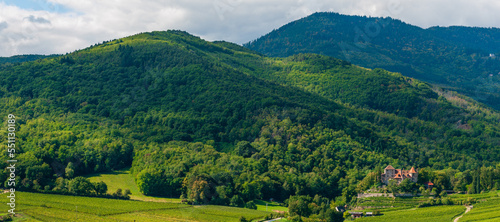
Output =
[
  {"x1": 335, "y1": 206, "x2": 346, "y2": 213},
  {"x1": 366, "y1": 212, "x2": 374, "y2": 216},
  {"x1": 381, "y1": 165, "x2": 418, "y2": 185},
  {"x1": 444, "y1": 190, "x2": 455, "y2": 194},
  {"x1": 350, "y1": 212, "x2": 363, "y2": 219},
  {"x1": 424, "y1": 181, "x2": 434, "y2": 190}
]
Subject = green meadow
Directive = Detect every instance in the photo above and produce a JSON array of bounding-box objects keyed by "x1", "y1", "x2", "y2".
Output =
[{"x1": 86, "y1": 168, "x2": 181, "y2": 203}]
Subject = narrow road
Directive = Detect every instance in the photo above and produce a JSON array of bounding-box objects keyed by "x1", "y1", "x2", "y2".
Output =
[{"x1": 454, "y1": 206, "x2": 472, "y2": 222}]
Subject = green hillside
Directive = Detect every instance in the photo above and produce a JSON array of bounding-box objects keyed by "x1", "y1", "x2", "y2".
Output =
[
  {"x1": 245, "y1": 12, "x2": 500, "y2": 110},
  {"x1": 0, "y1": 54, "x2": 56, "y2": 65},
  {"x1": 0, "y1": 30, "x2": 498, "y2": 221}
]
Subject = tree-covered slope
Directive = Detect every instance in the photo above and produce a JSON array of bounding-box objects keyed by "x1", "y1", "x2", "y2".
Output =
[
  {"x1": 0, "y1": 31, "x2": 498, "y2": 209},
  {"x1": 245, "y1": 12, "x2": 500, "y2": 110},
  {"x1": 427, "y1": 26, "x2": 500, "y2": 53},
  {"x1": 0, "y1": 54, "x2": 56, "y2": 65}
]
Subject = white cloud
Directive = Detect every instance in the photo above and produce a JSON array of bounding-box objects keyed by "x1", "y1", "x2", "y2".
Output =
[{"x1": 1, "y1": 0, "x2": 500, "y2": 56}]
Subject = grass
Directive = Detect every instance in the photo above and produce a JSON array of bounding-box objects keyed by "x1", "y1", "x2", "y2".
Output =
[
  {"x1": 254, "y1": 200, "x2": 288, "y2": 213},
  {"x1": 86, "y1": 167, "x2": 181, "y2": 202},
  {"x1": 0, "y1": 192, "x2": 269, "y2": 222}
]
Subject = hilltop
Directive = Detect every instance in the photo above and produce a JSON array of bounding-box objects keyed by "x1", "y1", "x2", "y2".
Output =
[
  {"x1": 0, "y1": 54, "x2": 56, "y2": 65},
  {"x1": 245, "y1": 12, "x2": 500, "y2": 110},
  {"x1": 0, "y1": 30, "x2": 498, "y2": 217}
]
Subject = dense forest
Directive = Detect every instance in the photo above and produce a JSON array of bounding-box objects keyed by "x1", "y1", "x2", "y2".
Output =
[
  {"x1": 0, "y1": 31, "x2": 499, "y2": 215},
  {"x1": 0, "y1": 54, "x2": 56, "y2": 65},
  {"x1": 245, "y1": 12, "x2": 500, "y2": 110}
]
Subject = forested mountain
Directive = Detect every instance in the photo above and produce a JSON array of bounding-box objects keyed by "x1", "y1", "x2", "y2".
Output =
[
  {"x1": 0, "y1": 54, "x2": 56, "y2": 65},
  {"x1": 0, "y1": 31, "x2": 498, "y2": 210},
  {"x1": 245, "y1": 12, "x2": 500, "y2": 110}
]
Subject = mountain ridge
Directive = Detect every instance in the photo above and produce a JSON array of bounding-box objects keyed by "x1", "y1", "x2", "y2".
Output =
[
  {"x1": 245, "y1": 12, "x2": 500, "y2": 110},
  {"x1": 0, "y1": 30, "x2": 498, "y2": 208}
]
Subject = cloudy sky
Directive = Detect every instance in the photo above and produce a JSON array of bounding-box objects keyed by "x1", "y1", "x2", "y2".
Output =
[{"x1": 1, "y1": 0, "x2": 500, "y2": 57}]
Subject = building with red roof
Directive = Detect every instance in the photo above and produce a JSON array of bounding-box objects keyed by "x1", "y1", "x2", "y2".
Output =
[{"x1": 381, "y1": 165, "x2": 418, "y2": 185}]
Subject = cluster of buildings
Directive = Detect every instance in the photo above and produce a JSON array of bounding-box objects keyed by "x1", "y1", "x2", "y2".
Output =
[{"x1": 381, "y1": 165, "x2": 418, "y2": 184}]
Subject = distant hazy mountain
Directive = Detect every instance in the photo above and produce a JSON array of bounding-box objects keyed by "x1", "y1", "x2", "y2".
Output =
[{"x1": 245, "y1": 12, "x2": 500, "y2": 110}]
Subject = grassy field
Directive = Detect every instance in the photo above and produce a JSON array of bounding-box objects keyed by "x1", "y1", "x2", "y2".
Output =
[
  {"x1": 0, "y1": 192, "x2": 269, "y2": 221},
  {"x1": 86, "y1": 167, "x2": 181, "y2": 202},
  {"x1": 254, "y1": 200, "x2": 288, "y2": 213}
]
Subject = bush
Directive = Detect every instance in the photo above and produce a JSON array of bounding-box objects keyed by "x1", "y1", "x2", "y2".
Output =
[
  {"x1": 0, "y1": 215, "x2": 12, "y2": 222},
  {"x1": 439, "y1": 190, "x2": 448, "y2": 197},
  {"x1": 245, "y1": 200, "x2": 257, "y2": 210},
  {"x1": 230, "y1": 195, "x2": 245, "y2": 208},
  {"x1": 343, "y1": 211, "x2": 351, "y2": 219},
  {"x1": 289, "y1": 215, "x2": 303, "y2": 222}
]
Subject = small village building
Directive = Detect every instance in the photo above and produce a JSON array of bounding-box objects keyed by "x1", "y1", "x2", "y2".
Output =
[
  {"x1": 444, "y1": 190, "x2": 456, "y2": 194},
  {"x1": 366, "y1": 212, "x2": 374, "y2": 216},
  {"x1": 424, "y1": 181, "x2": 434, "y2": 190},
  {"x1": 350, "y1": 212, "x2": 363, "y2": 219},
  {"x1": 381, "y1": 165, "x2": 418, "y2": 185},
  {"x1": 335, "y1": 206, "x2": 346, "y2": 213}
]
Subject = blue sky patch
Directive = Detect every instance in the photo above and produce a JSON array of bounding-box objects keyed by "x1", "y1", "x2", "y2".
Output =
[{"x1": 2, "y1": 0, "x2": 71, "y2": 13}]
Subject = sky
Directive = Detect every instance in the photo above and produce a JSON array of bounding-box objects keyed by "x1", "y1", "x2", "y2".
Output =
[{"x1": 1, "y1": 0, "x2": 500, "y2": 57}]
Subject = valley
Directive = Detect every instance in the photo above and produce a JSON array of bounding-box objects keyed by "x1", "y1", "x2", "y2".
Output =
[{"x1": 0, "y1": 27, "x2": 498, "y2": 221}]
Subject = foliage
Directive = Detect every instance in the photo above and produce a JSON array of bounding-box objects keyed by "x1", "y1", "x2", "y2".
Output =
[
  {"x1": 69, "y1": 176, "x2": 95, "y2": 195},
  {"x1": 245, "y1": 12, "x2": 500, "y2": 110},
  {"x1": 288, "y1": 195, "x2": 313, "y2": 217},
  {"x1": 287, "y1": 195, "x2": 341, "y2": 221},
  {"x1": 0, "y1": 30, "x2": 498, "y2": 214},
  {"x1": 0, "y1": 54, "x2": 56, "y2": 65}
]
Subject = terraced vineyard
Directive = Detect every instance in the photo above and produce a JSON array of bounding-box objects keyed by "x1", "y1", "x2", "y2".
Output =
[
  {"x1": 461, "y1": 197, "x2": 500, "y2": 222},
  {"x1": 355, "y1": 196, "x2": 429, "y2": 211},
  {"x1": 357, "y1": 205, "x2": 465, "y2": 222},
  {"x1": 0, "y1": 192, "x2": 269, "y2": 221},
  {"x1": 107, "y1": 205, "x2": 271, "y2": 222},
  {"x1": 354, "y1": 191, "x2": 500, "y2": 222}
]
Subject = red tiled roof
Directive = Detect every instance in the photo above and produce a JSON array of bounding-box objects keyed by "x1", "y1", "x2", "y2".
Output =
[
  {"x1": 385, "y1": 165, "x2": 395, "y2": 170},
  {"x1": 409, "y1": 167, "x2": 417, "y2": 173}
]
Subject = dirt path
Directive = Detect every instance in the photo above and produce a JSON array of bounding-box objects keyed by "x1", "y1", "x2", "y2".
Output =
[{"x1": 454, "y1": 206, "x2": 472, "y2": 222}]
